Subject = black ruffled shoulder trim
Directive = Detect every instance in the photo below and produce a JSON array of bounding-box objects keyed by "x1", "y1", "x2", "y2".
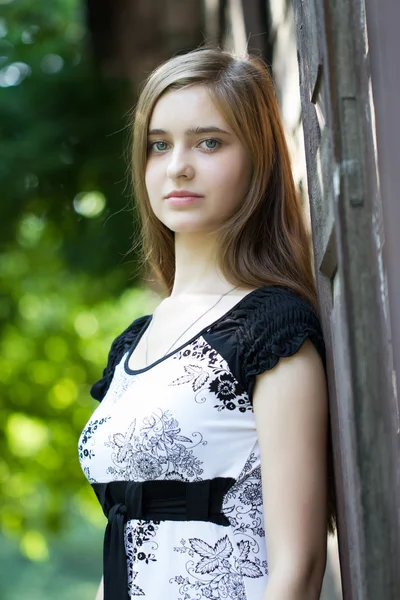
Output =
[
  {"x1": 90, "y1": 315, "x2": 150, "y2": 402},
  {"x1": 239, "y1": 286, "x2": 326, "y2": 400}
]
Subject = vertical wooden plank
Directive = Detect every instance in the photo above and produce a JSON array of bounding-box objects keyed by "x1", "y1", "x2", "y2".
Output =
[
  {"x1": 293, "y1": 0, "x2": 400, "y2": 598},
  {"x1": 291, "y1": 2, "x2": 349, "y2": 597},
  {"x1": 324, "y1": 0, "x2": 400, "y2": 595},
  {"x1": 364, "y1": 0, "x2": 400, "y2": 437}
]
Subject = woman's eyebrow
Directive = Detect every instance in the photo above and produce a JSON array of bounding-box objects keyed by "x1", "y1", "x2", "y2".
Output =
[{"x1": 147, "y1": 126, "x2": 232, "y2": 136}]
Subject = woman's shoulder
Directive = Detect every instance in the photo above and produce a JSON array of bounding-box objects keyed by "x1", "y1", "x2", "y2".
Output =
[
  {"x1": 234, "y1": 284, "x2": 326, "y2": 379},
  {"x1": 233, "y1": 284, "x2": 319, "y2": 323}
]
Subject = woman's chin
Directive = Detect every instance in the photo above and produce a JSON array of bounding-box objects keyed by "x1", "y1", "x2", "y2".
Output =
[{"x1": 164, "y1": 219, "x2": 219, "y2": 235}]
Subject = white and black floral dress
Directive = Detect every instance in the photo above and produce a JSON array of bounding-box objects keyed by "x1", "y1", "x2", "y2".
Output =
[{"x1": 78, "y1": 285, "x2": 326, "y2": 600}]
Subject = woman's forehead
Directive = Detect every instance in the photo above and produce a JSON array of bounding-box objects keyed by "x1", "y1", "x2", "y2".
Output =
[{"x1": 148, "y1": 85, "x2": 230, "y2": 132}]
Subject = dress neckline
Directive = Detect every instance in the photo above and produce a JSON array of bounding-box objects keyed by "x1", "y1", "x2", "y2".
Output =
[{"x1": 124, "y1": 285, "x2": 274, "y2": 375}]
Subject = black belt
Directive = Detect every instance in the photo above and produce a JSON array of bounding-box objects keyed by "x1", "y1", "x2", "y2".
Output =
[{"x1": 91, "y1": 477, "x2": 235, "y2": 600}]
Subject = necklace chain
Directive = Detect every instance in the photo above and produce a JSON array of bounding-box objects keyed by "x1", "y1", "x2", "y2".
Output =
[{"x1": 144, "y1": 285, "x2": 240, "y2": 367}]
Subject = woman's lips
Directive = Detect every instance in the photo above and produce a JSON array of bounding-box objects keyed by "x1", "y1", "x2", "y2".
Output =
[{"x1": 167, "y1": 196, "x2": 203, "y2": 206}]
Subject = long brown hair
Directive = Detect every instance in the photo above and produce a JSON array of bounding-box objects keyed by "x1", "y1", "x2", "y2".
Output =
[{"x1": 129, "y1": 47, "x2": 336, "y2": 535}]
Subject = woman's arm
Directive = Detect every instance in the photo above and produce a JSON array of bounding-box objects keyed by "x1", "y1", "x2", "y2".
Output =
[
  {"x1": 253, "y1": 338, "x2": 329, "y2": 600},
  {"x1": 95, "y1": 576, "x2": 104, "y2": 600}
]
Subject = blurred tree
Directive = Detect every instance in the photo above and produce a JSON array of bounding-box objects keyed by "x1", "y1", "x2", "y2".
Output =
[
  {"x1": 0, "y1": 0, "x2": 139, "y2": 278},
  {"x1": 0, "y1": 0, "x2": 150, "y2": 563}
]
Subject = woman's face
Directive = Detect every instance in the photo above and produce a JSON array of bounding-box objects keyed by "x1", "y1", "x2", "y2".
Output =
[{"x1": 145, "y1": 84, "x2": 252, "y2": 235}]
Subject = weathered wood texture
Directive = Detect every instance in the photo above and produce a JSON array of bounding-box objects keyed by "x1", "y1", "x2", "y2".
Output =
[
  {"x1": 364, "y1": 0, "x2": 400, "y2": 440},
  {"x1": 293, "y1": 0, "x2": 400, "y2": 598}
]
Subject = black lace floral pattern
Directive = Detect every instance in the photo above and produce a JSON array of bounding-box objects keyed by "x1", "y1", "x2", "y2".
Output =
[
  {"x1": 125, "y1": 519, "x2": 160, "y2": 596},
  {"x1": 223, "y1": 453, "x2": 267, "y2": 544},
  {"x1": 169, "y1": 337, "x2": 252, "y2": 413},
  {"x1": 78, "y1": 415, "x2": 111, "y2": 461},
  {"x1": 171, "y1": 534, "x2": 263, "y2": 599},
  {"x1": 104, "y1": 409, "x2": 207, "y2": 481}
]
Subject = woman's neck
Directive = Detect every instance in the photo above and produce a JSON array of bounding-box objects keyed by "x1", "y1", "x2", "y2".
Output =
[{"x1": 172, "y1": 230, "x2": 232, "y2": 296}]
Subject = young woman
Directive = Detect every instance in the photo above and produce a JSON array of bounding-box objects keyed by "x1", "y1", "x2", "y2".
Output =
[{"x1": 78, "y1": 47, "x2": 336, "y2": 600}]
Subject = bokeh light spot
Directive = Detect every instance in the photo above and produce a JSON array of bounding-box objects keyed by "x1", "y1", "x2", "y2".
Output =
[
  {"x1": 19, "y1": 294, "x2": 42, "y2": 320},
  {"x1": 0, "y1": 64, "x2": 19, "y2": 86},
  {"x1": 74, "y1": 312, "x2": 99, "y2": 338},
  {"x1": 21, "y1": 24, "x2": 39, "y2": 44},
  {"x1": 17, "y1": 213, "x2": 45, "y2": 247},
  {"x1": 20, "y1": 530, "x2": 49, "y2": 562},
  {"x1": 6, "y1": 413, "x2": 49, "y2": 458},
  {"x1": 0, "y1": 62, "x2": 31, "y2": 86},
  {"x1": 73, "y1": 191, "x2": 106, "y2": 218},
  {"x1": 41, "y1": 53, "x2": 64, "y2": 74},
  {"x1": 48, "y1": 377, "x2": 78, "y2": 409}
]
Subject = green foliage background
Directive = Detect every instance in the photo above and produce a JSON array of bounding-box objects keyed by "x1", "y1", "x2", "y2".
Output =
[{"x1": 0, "y1": 1, "x2": 155, "y2": 596}]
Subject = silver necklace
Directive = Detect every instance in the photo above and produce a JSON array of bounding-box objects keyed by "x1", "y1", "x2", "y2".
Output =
[{"x1": 144, "y1": 285, "x2": 240, "y2": 366}]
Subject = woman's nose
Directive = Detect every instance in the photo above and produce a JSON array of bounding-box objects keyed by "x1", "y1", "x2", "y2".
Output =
[{"x1": 166, "y1": 147, "x2": 194, "y2": 180}]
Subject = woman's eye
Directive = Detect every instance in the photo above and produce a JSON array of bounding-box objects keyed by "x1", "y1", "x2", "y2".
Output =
[
  {"x1": 200, "y1": 138, "x2": 220, "y2": 151},
  {"x1": 150, "y1": 141, "x2": 168, "y2": 153}
]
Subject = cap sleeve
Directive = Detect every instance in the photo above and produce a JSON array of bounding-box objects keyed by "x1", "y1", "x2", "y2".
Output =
[
  {"x1": 242, "y1": 287, "x2": 326, "y2": 402},
  {"x1": 90, "y1": 315, "x2": 150, "y2": 402}
]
